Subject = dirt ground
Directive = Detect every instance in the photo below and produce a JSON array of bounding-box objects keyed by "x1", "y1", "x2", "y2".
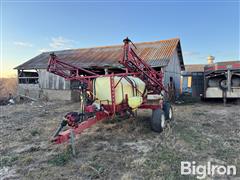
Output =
[{"x1": 0, "y1": 100, "x2": 239, "y2": 180}]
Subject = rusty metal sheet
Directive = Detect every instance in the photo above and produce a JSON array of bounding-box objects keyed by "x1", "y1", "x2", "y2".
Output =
[
  {"x1": 184, "y1": 64, "x2": 205, "y2": 72},
  {"x1": 15, "y1": 38, "x2": 183, "y2": 70}
]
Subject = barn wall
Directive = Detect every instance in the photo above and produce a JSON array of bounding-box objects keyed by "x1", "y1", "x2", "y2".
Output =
[
  {"x1": 17, "y1": 69, "x2": 77, "y2": 101},
  {"x1": 17, "y1": 83, "x2": 73, "y2": 101},
  {"x1": 17, "y1": 52, "x2": 183, "y2": 101},
  {"x1": 41, "y1": 89, "x2": 72, "y2": 101},
  {"x1": 38, "y1": 69, "x2": 70, "y2": 90},
  {"x1": 163, "y1": 49, "x2": 181, "y2": 97},
  {"x1": 17, "y1": 84, "x2": 40, "y2": 98}
]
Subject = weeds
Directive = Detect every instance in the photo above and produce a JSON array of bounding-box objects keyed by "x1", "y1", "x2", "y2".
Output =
[
  {"x1": 30, "y1": 129, "x2": 40, "y2": 136},
  {"x1": 80, "y1": 163, "x2": 104, "y2": 179},
  {"x1": 79, "y1": 153, "x2": 109, "y2": 179},
  {"x1": 143, "y1": 146, "x2": 195, "y2": 179},
  {"x1": 20, "y1": 136, "x2": 31, "y2": 142},
  {"x1": 48, "y1": 147, "x2": 72, "y2": 166},
  {"x1": 21, "y1": 156, "x2": 33, "y2": 166},
  {"x1": 175, "y1": 126, "x2": 209, "y2": 151},
  {"x1": 0, "y1": 155, "x2": 18, "y2": 167},
  {"x1": 192, "y1": 111, "x2": 206, "y2": 116}
]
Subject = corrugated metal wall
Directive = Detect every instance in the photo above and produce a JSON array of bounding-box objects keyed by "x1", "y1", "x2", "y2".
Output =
[
  {"x1": 191, "y1": 72, "x2": 204, "y2": 97},
  {"x1": 38, "y1": 69, "x2": 70, "y2": 90},
  {"x1": 181, "y1": 73, "x2": 204, "y2": 97}
]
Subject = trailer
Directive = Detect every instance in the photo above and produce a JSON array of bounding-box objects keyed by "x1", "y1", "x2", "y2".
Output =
[
  {"x1": 47, "y1": 38, "x2": 173, "y2": 144},
  {"x1": 203, "y1": 61, "x2": 240, "y2": 102}
]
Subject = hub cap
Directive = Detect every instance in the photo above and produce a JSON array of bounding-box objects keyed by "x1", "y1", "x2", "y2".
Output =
[
  {"x1": 169, "y1": 108, "x2": 173, "y2": 120},
  {"x1": 161, "y1": 114, "x2": 165, "y2": 128}
]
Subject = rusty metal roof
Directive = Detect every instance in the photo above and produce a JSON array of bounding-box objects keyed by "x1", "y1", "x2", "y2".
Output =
[
  {"x1": 184, "y1": 64, "x2": 205, "y2": 72},
  {"x1": 205, "y1": 61, "x2": 240, "y2": 67},
  {"x1": 15, "y1": 38, "x2": 184, "y2": 70}
]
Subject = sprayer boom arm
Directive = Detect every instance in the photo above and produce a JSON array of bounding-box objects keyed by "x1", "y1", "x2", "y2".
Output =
[{"x1": 119, "y1": 37, "x2": 165, "y2": 94}]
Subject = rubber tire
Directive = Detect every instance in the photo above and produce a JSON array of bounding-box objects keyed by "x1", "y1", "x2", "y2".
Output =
[
  {"x1": 163, "y1": 102, "x2": 173, "y2": 121},
  {"x1": 219, "y1": 79, "x2": 228, "y2": 91},
  {"x1": 151, "y1": 109, "x2": 165, "y2": 133}
]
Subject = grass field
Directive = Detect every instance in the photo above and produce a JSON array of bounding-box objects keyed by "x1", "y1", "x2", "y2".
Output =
[{"x1": 0, "y1": 100, "x2": 239, "y2": 179}]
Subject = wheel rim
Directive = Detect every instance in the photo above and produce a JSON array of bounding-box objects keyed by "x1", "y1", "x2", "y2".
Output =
[
  {"x1": 161, "y1": 114, "x2": 165, "y2": 128},
  {"x1": 220, "y1": 79, "x2": 228, "y2": 89},
  {"x1": 169, "y1": 108, "x2": 173, "y2": 120}
]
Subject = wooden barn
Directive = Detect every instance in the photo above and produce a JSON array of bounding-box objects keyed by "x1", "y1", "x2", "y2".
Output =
[{"x1": 15, "y1": 38, "x2": 185, "y2": 101}]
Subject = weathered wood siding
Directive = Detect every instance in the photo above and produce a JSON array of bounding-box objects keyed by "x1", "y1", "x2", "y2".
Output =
[
  {"x1": 163, "y1": 49, "x2": 181, "y2": 97},
  {"x1": 38, "y1": 69, "x2": 70, "y2": 90},
  {"x1": 17, "y1": 84, "x2": 40, "y2": 98}
]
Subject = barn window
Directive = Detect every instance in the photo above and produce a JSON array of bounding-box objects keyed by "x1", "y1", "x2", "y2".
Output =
[{"x1": 18, "y1": 70, "x2": 39, "y2": 84}]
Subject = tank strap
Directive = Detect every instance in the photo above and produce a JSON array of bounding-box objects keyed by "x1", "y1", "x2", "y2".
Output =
[
  {"x1": 121, "y1": 82, "x2": 124, "y2": 101},
  {"x1": 93, "y1": 79, "x2": 96, "y2": 97}
]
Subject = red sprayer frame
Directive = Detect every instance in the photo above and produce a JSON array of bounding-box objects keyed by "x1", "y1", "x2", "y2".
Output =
[
  {"x1": 48, "y1": 38, "x2": 166, "y2": 144},
  {"x1": 120, "y1": 37, "x2": 165, "y2": 94},
  {"x1": 53, "y1": 111, "x2": 109, "y2": 144}
]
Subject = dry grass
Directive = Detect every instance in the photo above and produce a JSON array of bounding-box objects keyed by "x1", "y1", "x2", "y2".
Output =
[
  {"x1": 0, "y1": 100, "x2": 239, "y2": 179},
  {"x1": 0, "y1": 77, "x2": 17, "y2": 99}
]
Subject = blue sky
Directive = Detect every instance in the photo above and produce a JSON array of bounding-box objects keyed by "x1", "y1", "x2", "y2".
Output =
[{"x1": 1, "y1": 0, "x2": 239, "y2": 77}]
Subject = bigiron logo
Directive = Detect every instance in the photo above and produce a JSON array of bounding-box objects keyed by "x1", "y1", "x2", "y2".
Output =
[{"x1": 181, "y1": 161, "x2": 237, "y2": 179}]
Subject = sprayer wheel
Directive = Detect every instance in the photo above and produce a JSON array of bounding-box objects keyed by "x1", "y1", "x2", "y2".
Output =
[
  {"x1": 163, "y1": 102, "x2": 174, "y2": 121},
  {"x1": 151, "y1": 109, "x2": 165, "y2": 133}
]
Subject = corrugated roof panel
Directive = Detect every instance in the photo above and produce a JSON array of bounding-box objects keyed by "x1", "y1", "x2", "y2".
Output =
[
  {"x1": 184, "y1": 64, "x2": 205, "y2": 72},
  {"x1": 15, "y1": 38, "x2": 183, "y2": 70}
]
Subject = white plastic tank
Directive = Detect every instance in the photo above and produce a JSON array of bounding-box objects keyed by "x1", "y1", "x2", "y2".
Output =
[
  {"x1": 93, "y1": 76, "x2": 146, "y2": 105},
  {"x1": 207, "y1": 56, "x2": 215, "y2": 64}
]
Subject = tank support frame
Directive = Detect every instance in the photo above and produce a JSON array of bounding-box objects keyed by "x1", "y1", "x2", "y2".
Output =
[{"x1": 47, "y1": 37, "x2": 167, "y2": 144}]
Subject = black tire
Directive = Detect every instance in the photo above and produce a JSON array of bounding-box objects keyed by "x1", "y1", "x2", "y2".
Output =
[
  {"x1": 219, "y1": 79, "x2": 228, "y2": 90},
  {"x1": 151, "y1": 109, "x2": 166, "y2": 133},
  {"x1": 163, "y1": 102, "x2": 173, "y2": 121}
]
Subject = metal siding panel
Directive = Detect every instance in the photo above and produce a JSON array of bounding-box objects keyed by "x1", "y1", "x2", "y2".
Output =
[
  {"x1": 192, "y1": 74, "x2": 204, "y2": 97},
  {"x1": 59, "y1": 78, "x2": 64, "y2": 90},
  {"x1": 45, "y1": 71, "x2": 48, "y2": 89},
  {"x1": 65, "y1": 80, "x2": 70, "y2": 89},
  {"x1": 164, "y1": 50, "x2": 181, "y2": 96},
  {"x1": 49, "y1": 73, "x2": 52, "y2": 89},
  {"x1": 38, "y1": 70, "x2": 43, "y2": 88},
  {"x1": 185, "y1": 64, "x2": 205, "y2": 73},
  {"x1": 56, "y1": 76, "x2": 59, "y2": 89}
]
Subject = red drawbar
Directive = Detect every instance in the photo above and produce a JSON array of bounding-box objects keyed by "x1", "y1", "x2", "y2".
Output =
[{"x1": 52, "y1": 111, "x2": 108, "y2": 144}]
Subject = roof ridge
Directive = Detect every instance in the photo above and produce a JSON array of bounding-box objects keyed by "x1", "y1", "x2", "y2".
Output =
[
  {"x1": 185, "y1": 64, "x2": 206, "y2": 66},
  {"x1": 15, "y1": 37, "x2": 184, "y2": 70},
  {"x1": 42, "y1": 37, "x2": 180, "y2": 53}
]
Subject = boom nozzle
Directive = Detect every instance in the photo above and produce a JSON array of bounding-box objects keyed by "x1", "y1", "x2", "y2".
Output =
[
  {"x1": 123, "y1": 37, "x2": 131, "y2": 44},
  {"x1": 123, "y1": 37, "x2": 137, "y2": 49}
]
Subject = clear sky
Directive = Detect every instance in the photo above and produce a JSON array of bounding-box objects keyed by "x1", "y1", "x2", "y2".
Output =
[{"x1": 1, "y1": 0, "x2": 239, "y2": 77}]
